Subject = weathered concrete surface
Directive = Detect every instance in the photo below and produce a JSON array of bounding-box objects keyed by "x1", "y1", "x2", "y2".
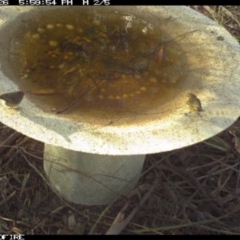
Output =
[
  {"x1": 0, "y1": 6, "x2": 240, "y2": 155},
  {"x1": 44, "y1": 144, "x2": 145, "y2": 205},
  {"x1": 0, "y1": 6, "x2": 240, "y2": 204}
]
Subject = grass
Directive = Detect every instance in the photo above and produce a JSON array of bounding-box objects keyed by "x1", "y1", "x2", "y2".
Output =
[{"x1": 1, "y1": 5, "x2": 240, "y2": 235}]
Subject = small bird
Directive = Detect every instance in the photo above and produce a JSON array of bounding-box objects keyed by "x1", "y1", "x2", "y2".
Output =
[
  {"x1": 186, "y1": 93, "x2": 202, "y2": 113},
  {"x1": 0, "y1": 91, "x2": 25, "y2": 108}
]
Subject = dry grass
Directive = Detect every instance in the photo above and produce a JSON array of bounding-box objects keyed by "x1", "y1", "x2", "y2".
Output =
[{"x1": 1, "y1": 5, "x2": 240, "y2": 235}]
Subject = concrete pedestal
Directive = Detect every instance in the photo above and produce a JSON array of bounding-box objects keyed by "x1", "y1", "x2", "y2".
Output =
[{"x1": 44, "y1": 144, "x2": 145, "y2": 205}]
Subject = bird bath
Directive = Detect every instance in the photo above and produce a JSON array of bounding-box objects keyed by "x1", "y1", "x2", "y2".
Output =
[{"x1": 0, "y1": 6, "x2": 240, "y2": 205}]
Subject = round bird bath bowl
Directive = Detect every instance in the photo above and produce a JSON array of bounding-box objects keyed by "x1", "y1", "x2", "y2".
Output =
[{"x1": 0, "y1": 6, "x2": 240, "y2": 205}]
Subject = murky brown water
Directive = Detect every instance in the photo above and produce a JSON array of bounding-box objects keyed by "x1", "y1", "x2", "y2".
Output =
[{"x1": 9, "y1": 8, "x2": 187, "y2": 120}]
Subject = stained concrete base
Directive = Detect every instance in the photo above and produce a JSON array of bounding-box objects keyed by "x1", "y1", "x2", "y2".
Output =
[{"x1": 44, "y1": 144, "x2": 146, "y2": 205}]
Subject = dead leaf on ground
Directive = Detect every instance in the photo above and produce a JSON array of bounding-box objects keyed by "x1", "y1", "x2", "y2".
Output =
[
  {"x1": 229, "y1": 130, "x2": 240, "y2": 154},
  {"x1": 66, "y1": 214, "x2": 85, "y2": 234},
  {"x1": 106, "y1": 179, "x2": 158, "y2": 235}
]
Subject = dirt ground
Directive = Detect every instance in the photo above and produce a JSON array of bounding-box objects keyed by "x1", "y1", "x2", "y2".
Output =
[{"x1": 1, "y1": 5, "x2": 240, "y2": 235}]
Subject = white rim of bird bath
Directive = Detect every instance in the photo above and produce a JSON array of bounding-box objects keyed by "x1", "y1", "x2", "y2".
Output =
[{"x1": 0, "y1": 6, "x2": 240, "y2": 155}]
